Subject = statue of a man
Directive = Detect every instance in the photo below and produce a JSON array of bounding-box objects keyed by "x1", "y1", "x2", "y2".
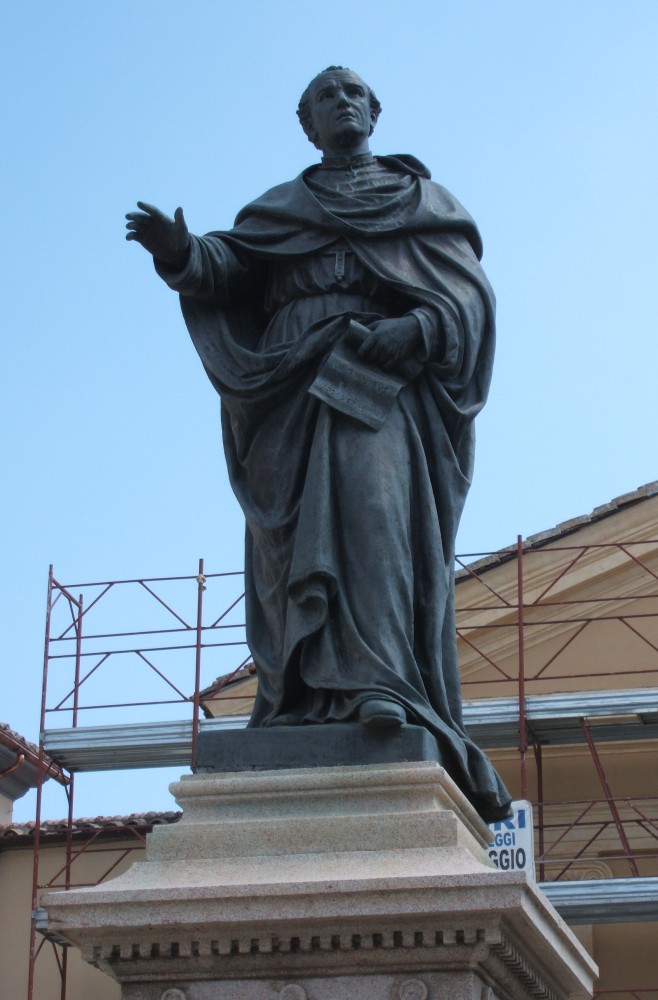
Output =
[{"x1": 126, "y1": 67, "x2": 511, "y2": 821}]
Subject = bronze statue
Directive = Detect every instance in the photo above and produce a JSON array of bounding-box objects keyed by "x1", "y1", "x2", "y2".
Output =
[{"x1": 127, "y1": 68, "x2": 511, "y2": 821}]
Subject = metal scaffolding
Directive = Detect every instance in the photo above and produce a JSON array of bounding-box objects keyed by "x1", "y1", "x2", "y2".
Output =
[{"x1": 26, "y1": 539, "x2": 658, "y2": 998}]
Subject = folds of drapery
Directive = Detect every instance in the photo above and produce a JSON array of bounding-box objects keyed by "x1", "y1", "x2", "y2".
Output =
[{"x1": 154, "y1": 158, "x2": 510, "y2": 820}]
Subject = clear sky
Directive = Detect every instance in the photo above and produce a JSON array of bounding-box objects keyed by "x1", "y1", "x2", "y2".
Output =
[{"x1": 3, "y1": 1, "x2": 657, "y2": 821}]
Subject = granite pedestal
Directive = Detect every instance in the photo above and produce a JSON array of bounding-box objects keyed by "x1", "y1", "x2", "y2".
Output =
[{"x1": 41, "y1": 727, "x2": 597, "y2": 1000}]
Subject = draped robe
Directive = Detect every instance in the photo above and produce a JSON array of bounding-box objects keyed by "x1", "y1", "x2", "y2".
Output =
[{"x1": 156, "y1": 154, "x2": 511, "y2": 821}]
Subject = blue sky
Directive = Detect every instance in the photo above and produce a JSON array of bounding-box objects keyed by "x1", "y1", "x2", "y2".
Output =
[{"x1": 3, "y1": 1, "x2": 657, "y2": 820}]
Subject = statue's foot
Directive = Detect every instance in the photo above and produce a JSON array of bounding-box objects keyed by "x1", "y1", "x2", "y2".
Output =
[{"x1": 358, "y1": 698, "x2": 406, "y2": 729}]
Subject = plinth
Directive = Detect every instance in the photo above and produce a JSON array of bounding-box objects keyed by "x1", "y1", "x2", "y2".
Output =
[{"x1": 41, "y1": 728, "x2": 597, "y2": 1000}]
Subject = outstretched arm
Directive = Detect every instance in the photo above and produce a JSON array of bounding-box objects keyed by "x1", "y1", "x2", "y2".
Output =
[{"x1": 125, "y1": 202, "x2": 191, "y2": 268}]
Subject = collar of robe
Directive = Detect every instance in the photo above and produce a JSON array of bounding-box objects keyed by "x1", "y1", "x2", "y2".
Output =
[{"x1": 320, "y1": 151, "x2": 375, "y2": 170}]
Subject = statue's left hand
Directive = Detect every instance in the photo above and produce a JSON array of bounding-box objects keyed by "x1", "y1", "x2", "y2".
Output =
[{"x1": 354, "y1": 316, "x2": 422, "y2": 372}]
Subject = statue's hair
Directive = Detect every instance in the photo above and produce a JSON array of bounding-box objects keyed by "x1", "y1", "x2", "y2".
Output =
[{"x1": 297, "y1": 66, "x2": 382, "y2": 146}]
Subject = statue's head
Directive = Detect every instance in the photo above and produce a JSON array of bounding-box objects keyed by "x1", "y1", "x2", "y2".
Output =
[{"x1": 297, "y1": 67, "x2": 382, "y2": 154}]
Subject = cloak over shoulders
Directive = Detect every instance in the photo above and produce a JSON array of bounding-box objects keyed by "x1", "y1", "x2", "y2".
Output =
[
  {"x1": 154, "y1": 153, "x2": 511, "y2": 821},
  {"x1": 167, "y1": 155, "x2": 496, "y2": 455},
  {"x1": 223, "y1": 155, "x2": 486, "y2": 259}
]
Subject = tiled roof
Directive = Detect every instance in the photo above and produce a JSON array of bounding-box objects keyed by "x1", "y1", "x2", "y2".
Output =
[
  {"x1": 0, "y1": 723, "x2": 41, "y2": 759},
  {"x1": 199, "y1": 660, "x2": 256, "y2": 705},
  {"x1": 456, "y1": 481, "x2": 658, "y2": 580},
  {"x1": 0, "y1": 811, "x2": 181, "y2": 844},
  {"x1": 0, "y1": 723, "x2": 66, "y2": 785}
]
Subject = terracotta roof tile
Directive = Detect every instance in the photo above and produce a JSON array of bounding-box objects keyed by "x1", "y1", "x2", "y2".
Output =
[
  {"x1": 0, "y1": 723, "x2": 40, "y2": 758},
  {"x1": 524, "y1": 527, "x2": 561, "y2": 544},
  {"x1": 0, "y1": 811, "x2": 181, "y2": 843},
  {"x1": 591, "y1": 501, "x2": 618, "y2": 517},
  {"x1": 550, "y1": 515, "x2": 591, "y2": 535},
  {"x1": 0, "y1": 723, "x2": 67, "y2": 784},
  {"x1": 199, "y1": 660, "x2": 257, "y2": 702}
]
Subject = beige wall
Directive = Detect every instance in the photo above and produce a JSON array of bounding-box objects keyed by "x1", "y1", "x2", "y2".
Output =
[
  {"x1": 0, "y1": 796, "x2": 12, "y2": 826},
  {"x1": 0, "y1": 840, "x2": 140, "y2": 1000},
  {"x1": 591, "y1": 922, "x2": 658, "y2": 994}
]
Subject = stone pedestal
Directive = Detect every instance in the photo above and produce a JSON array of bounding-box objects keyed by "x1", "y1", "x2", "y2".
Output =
[{"x1": 41, "y1": 759, "x2": 597, "y2": 1000}]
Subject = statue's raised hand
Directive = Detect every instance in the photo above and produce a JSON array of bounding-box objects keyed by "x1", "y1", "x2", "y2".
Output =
[{"x1": 125, "y1": 202, "x2": 190, "y2": 267}]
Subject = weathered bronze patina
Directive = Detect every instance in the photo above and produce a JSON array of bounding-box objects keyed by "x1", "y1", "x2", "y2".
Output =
[{"x1": 126, "y1": 68, "x2": 511, "y2": 821}]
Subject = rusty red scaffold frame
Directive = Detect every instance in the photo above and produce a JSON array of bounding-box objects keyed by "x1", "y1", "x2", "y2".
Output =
[
  {"x1": 455, "y1": 536, "x2": 658, "y2": 882},
  {"x1": 27, "y1": 539, "x2": 658, "y2": 999}
]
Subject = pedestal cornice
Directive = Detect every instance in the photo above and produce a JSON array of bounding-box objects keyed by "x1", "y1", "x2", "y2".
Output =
[{"x1": 41, "y1": 761, "x2": 597, "y2": 1000}]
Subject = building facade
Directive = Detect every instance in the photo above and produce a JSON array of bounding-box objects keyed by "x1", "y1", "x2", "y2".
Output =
[{"x1": 1, "y1": 484, "x2": 657, "y2": 999}]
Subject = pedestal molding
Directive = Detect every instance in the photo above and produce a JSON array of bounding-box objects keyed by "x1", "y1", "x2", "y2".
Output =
[{"x1": 42, "y1": 762, "x2": 597, "y2": 999}]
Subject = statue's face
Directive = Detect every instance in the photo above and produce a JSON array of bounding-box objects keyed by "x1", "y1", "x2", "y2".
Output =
[{"x1": 306, "y1": 69, "x2": 374, "y2": 154}]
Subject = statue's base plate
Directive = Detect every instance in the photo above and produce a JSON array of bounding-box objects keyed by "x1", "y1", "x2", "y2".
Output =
[{"x1": 194, "y1": 723, "x2": 442, "y2": 772}]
